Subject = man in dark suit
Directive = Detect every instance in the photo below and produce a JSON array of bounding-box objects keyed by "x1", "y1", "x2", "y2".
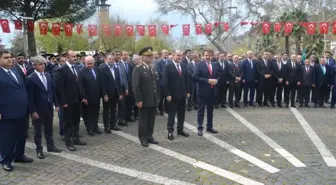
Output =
[
  {"x1": 132, "y1": 47, "x2": 159, "y2": 147},
  {"x1": 99, "y1": 54, "x2": 123, "y2": 133},
  {"x1": 310, "y1": 56, "x2": 318, "y2": 103},
  {"x1": 13, "y1": 53, "x2": 33, "y2": 83},
  {"x1": 241, "y1": 51, "x2": 256, "y2": 107},
  {"x1": 26, "y1": 56, "x2": 62, "y2": 159},
  {"x1": 129, "y1": 55, "x2": 142, "y2": 120},
  {"x1": 284, "y1": 54, "x2": 300, "y2": 108},
  {"x1": 228, "y1": 55, "x2": 243, "y2": 108},
  {"x1": 79, "y1": 56, "x2": 103, "y2": 136},
  {"x1": 182, "y1": 49, "x2": 192, "y2": 66},
  {"x1": 0, "y1": 50, "x2": 33, "y2": 172},
  {"x1": 193, "y1": 49, "x2": 222, "y2": 136},
  {"x1": 297, "y1": 59, "x2": 315, "y2": 108},
  {"x1": 314, "y1": 58, "x2": 332, "y2": 108},
  {"x1": 163, "y1": 50, "x2": 190, "y2": 140},
  {"x1": 121, "y1": 51, "x2": 135, "y2": 122},
  {"x1": 256, "y1": 51, "x2": 274, "y2": 107},
  {"x1": 155, "y1": 49, "x2": 170, "y2": 115},
  {"x1": 45, "y1": 54, "x2": 58, "y2": 75},
  {"x1": 272, "y1": 55, "x2": 286, "y2": 107},
  {"x1": 216, "y1": 52, "x2": 229, "y2": 108},
  {"x1": 325, "y1": 51, "x2": 335, "y2": 103},
  {"x1": 187, "y1": 52, "x2": 200, "y2": 110},
  {"x1": 56, "y1": 50, "x2": 87, "y2": 151}
]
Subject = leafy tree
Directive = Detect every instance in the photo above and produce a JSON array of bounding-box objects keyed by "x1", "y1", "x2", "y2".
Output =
[
  {"x1": 0, "y1": 0, "x2": 96, "y2": 56},
  {"x1": 135, "y1": 36, "x2": 171, "y2": 53},
  {"x1": 10, "y1": 33, "x2": 25, "y2": 55}
]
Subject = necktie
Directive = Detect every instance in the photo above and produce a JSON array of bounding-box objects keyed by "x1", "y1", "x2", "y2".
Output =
[
  {"x1": 278, "y1": 62, "x2": 281, "y2": 70},
  {"x1": 221, "y1": 61, "x2": 225, "y2": 69},
  {"x1": 21, "y1": 65, "x2": 27, "y2": 75},
  {"x1": 176, "y1": 64, "x2": 182, "y2": 76},
  {"x1": 306, "y1": 67, "x2": 309, "y2": 72},
  {"x1": 40, "y1": 73, "x2": 48, "y2": 90},
  {"x1": 7, "y1": 70, "x2": 18, "y2": 83},
  {"x1": 71, "y1": 66, "x2": 77, "y2": 76},
  {"x1": 322, "y1": 65, "x2": 326, "y2": 75},
  {"x1": 124, "y1": 62, "x2": 128, "y2": 74},
  {"x1": 250, "y1": 60, "x2": 253, "y2": 69},
  {"x1": 109, "y1": 66, "x2": 115, "y2": 79},
  {"x1": 89, "y1": 69, "x2": 96, "y2": 79},
  {"x1": 116, "y1": 64, "x2": 123, "y2": 83},
  {"x1": 292, "y1": 62, "x2": 295, "y2": 68},
  {"x1": 264, "y1": 60, "x2": 267, "y2": 67},
  {"x1": 207, "y1": 62, "x2": 212, "y2": 76}
]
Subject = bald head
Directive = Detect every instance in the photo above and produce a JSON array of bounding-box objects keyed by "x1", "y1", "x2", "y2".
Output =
[
  {"x1": 173, "y1": 50, "x2": 183, "y2": 63},
  {"x1": 233, "y1": 55, "x2": 239, "y2": 63},
  {"x1": 84, "y1": 56, "x2": 95, "y2": 69}
]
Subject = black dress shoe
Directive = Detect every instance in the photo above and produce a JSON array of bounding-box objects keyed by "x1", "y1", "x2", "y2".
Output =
[
  {"x1": 66, "y1": 144, "x2": 76, "y2": 151},
  {"x1": 135, "y1": 117, "x2": 139, "y2": 120},
  {"x1": 221, "y1": 104, "x2": 227, "y2": 108},
  {"x1": 177, "y1": 130, "x2": 190, "y2": 137},
  {"x1": 313, "y1": 104, "x2": 318, "y2": 108},
  {"x1": 249, "y1": 103, "x2": 256, "y2": 107},
  {"x1": 263, "y1": 103, "x2": 270, "y2": 107},
  {"x1": 148, "y1": 139, "x2": 159, "y2": 145},
  {"x1": 87, "y1": 130, "x2": 95, "y2": 136},
  {"x1": 104, "y1": 129, "x2": 112, "y2": 134},
  {"x1": 47, "y1": 147, "x2": 62, "y2": 153},
  {"x1": 111, "y1": 126, "x2": 121, "y2": 131},
  {"x1": 187, "y1": 107, "x2": 192, "y2": 111},
  {"x1": 127, "y1": 118, "x2": 136, "y2": 122},
  {"x1": 37, "y1": 150, "x2": 45, "y2": 159},
  {"x1": 93, "y1": 129, "x2": 102, "y2": 134},
  {"x1": 330, "y1": 105, "x2": 335, "y2": 109},
  {"x1": 118, "y1": 121, "x2": 128, "y2": 126},
  {"x1": 278, "y1": 104, "x2": 283, "y2": 108},
  {"x1": 194, "y1": 106, "x2": 198, "y2": 110},
  {"x1": 214, "y1": 105, "x2": 219, "y2": 109},
  {"x1": 235, "y1": 104, "x2": 240, "y2": 108},
  {"x1": 168, "y1": 132, "x2": 174, "y2": 140},
  {"x1": 73, "y1": 139, "x2": 87, "y2": 146},
  {"x1": 198, "y1": 129, "x2": 203, "y2": 136},
  {"x1": 2, "y1": 164, "x2": 13, "y2": 172},
  {"x1": 305, "y1": 105, "x2": 311, "y2": 108},
  {"x1": 14, "y1": 156, "x2": 33, "y2": 163},
  {"x1": 271, "y1": 104, "x2": 275, "y2": 107},
  {"x1": 285, "y1": 104, "x2": 289, "y2": 108},
  {"x1": 291, "y1": 104, "x2": 297, "y2": 108},
  {"x1": 206, "y1": 128, "x2": 218, "y2": 134},
  {"x1": 141, "y1": 141, "x2": 149, "y2": 147},
  {"x1": 159, "y1": 111, "x2": 164, "y2": 116},
  {"x1": 319, "y1": 105, "x2": 327, "y2": 108},
  {"x1": 243, "y1": 103, "x2": 248, "y2": 107}
]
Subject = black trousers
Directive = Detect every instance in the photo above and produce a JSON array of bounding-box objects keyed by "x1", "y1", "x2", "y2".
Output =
[
  {"x1": 158, "y1": 86, "x2": 168, "y2": 113},
  {"x1": 138, "y1": 107, "x2": 156, "y2": 142},
  {"x1": 315, "y1": 84, "x2": 328, "y2": 106},
  {"x1": 103, "y1": 95, "x2": 118, "y2": 130},
  {"x1": 125, "y1": 94, "x2": 134, "y2": 119},
  {"x1": 117, "y1": 96, "x2": 126, "y2": 122},
  {"x1": 32, "y1": 108, "x2": 54, "y2": 150},
  {"x1": 217, "y1": 82, "x2": 229, "y2": 105},
  {"x1": 0, "y1": 116, "x2": 28, "y2": 165},
  {"x1": 284, "y1": 82, "x2": 296, "y2": 105},
  {"x1": 274, "y1": 82, "x2": 283, "y2": 103},
  {"x1": 299, "y1": 86, "x2": 311, "y2": 105},
  {"x1": 257, "y1": 79, "x2": 273, "y2": 104},
  {"x1": 197, "y1": 95, "x2": 215, "y2": 130},
  {"x1": 243, "y1": 81, "x2": 255, "y2": 105},
  {"x1": 83, "y1": 101, "x2": 100, "y2": 132},
  {"x1": 63, "y1": 101, "x2": 81, "y2": 144},
  {"x1": 167, "y1": 99, "x2": 186, "y2": 132},
  {"x1": 229, "y1": 83, "x2": 242, "y2": 106},
  {"x1": 311, "y1": 87, "x2": 317, "y2": 103},
  {"x1": 188, "y1": 84, "x2": 198, "y2": 108}
]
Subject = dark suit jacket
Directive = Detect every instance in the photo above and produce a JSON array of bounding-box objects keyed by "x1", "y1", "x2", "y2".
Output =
[
  {"x1": 241, "y1": 59, "x2": 256, "y2": 82},
  {"x1": 228, "y1": 63, "x2": 243, "y2": 85},
  {"x1": 314, "y1": 64, "x2": 331, "y2": 87},
  {"x1": 156, "y1": 59, "x2": 170, "y2": 86},
  {"x1": 326, "y1": 58, "x2": 336, "y2": 66},
  {"x1": 0, "y1": 68, "x2": 29, "y2": 120},
  {"x1": 79, "y1": 67, "x2": 102, "y2": 104},
  {"x1": 99, "y1": 63, "x2": 122, "y2": 99},
  {"x1": 163, "y1": 62, "x2": 190, "y2": 101},
  {"x1": 26, "y1": 72, "x2": 57, "y2": 114},
  {"x1": 298, "y1": 66, "x2": 315, "y2": 87},
  {"x1": 193, "y1": 61, "x2": 222, "y2": 97},
  {"x1": 56, "y1": 63, "x2": 84, "y2": 106},
  {"x1": 285, "y1": 61, "x2": 300, "y2": 84},
  {"x1": 256, "y1": 59, "x2": 274, "y2": 83},
  {"x1": 13, "y1": 63, "x2": 31, "y2": 83},
  {"x1": 272, "y1": 61, "x2": 286, "y2": 81},
  {"x1": 45, "y1": 62, "x2": 58, "y2": 76}
]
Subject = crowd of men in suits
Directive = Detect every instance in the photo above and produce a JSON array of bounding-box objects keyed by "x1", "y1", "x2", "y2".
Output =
[{"x1": 1, "y1": 47, "x2": 336, "y2": 172}]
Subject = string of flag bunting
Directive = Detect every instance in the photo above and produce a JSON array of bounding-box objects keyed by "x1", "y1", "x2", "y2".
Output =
[{"x1": 1, "y1": 19, "x2": 336, "y2": 36}]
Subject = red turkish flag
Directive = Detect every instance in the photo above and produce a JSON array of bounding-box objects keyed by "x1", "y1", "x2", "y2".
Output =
[
  {"x1": 27, "y1": 20, "x2": 34, "y2": 32},
  {"x1": 148, "y1": 25, "x2": 156, "y2": 37},
  {"x1": 240, "y1": 22, "x2": 249, "y2": 26},
  {"x1": 332, "y1": 22, "x2": 336, "y2": 34},
  {"x1": 125, "y1": 25, "x2": 134, "y2": 36},
  {"x1": 136, "y1": 25, "x2": 145, "y2": 36},
  {"x1": 182, "y1": 24, "x2": 190, "y2": 36},
  {"x1": 284, "y1": 22, "x2": 293, "y2": 35},
  {"x1": 205, "y1": 23, "x2": 212, "y2": 34},
  {"x1": 274, "y1": 22, "x2": 281, "y2": 33},
  {"x1": 88, "y1": 24, "x2": 98, "y2": 36},
  {"x1": 101, "y1": 24, "x2": 111, "y2": 36},
  {"x1": 39, "y1": 22, "x2": 48, "y2": 35},
  {"x1": 161, "y1": 24, "x2": 169, "y2": 35},
  {"x1": 306, "y1": 22, "x2": 316, "y2": 35},
  {"x1": 76, "y1": 24, "x2": 83, "y2": 35},
  {"x1": 64, "y1": 23, "x2": 73, "y2": 36},
  {"x1": 14, "y1": 20, "x2": 22, "y2": 30},
  {"x1": 223, "y1": 23, "x2": 229, "y2": 32},
  {"x1": 214, "y1": 22, "x2": 220, "y2": 27},
  {"x1": 195, "y1": 24, "x2": 202, "y2": 35},
  {"x1": 52, "y1": 23, "x2": 61, "y2": 36},
  {"x1": 114, "y1": 24, "x2": 122, "y2": 36},
  {"x1": 0, "y1": 19, "x2": 10, "y2": 33},
  {"x1": 262, "y1": 22, "x2": 271, "y2": 35},
  {"x1": 319, "y1": 22, "x2": 329, "y2": 35}
]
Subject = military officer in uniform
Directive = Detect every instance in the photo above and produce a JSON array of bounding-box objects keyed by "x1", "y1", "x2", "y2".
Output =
[{"x1": 132, "y1": 47, "x2": 159, "y2": 147}]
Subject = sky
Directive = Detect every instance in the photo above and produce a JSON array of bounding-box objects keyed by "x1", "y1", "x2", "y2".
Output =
[{"x1": 1, "y1": 0, "x2": 207, "y2": 48}]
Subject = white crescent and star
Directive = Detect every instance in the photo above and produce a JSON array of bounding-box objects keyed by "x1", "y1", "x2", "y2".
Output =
[
  {"x1": 138, "y1": 26, "x2": 143, "y2": 31},
  {"x1": 206, "y1": 24, "x2": 211, "y2": 29},
  {"x1": 41, "y1": 23, "x2": 47, "y2": 29},
  {"x1": 66, "y1": 25, "x2": 71, "y2": 32},
  {"x1": 150, "y1": 27, "x2": 155, "y2": 32},
  {"x1": 162, "y1": 25, "x2": 167, "y2": 30},
  {"x1": 286, "y1": 23, "x2": 292, "y2": 28},
  {"x1": 127, "y1": 27, "x2": 132, "y2": 32},
  {"x1": 116, "y1": 26, "x2": 120, "y2": 31},
  {"x1": 103, "y1": 26, "x2": 108, "y2": 32},
  {"x1": 309, "y1": 24, "x2": 314, "y2": 30},
  {"x1": 53, "y1": 24, "x2": 59, "y2": 30},
  {"x1": 184, "y1": 25, "x2": 189, "y2": 31},
  {"x1": 89, "y1": 26, "x2": 95, "y2": 33},
  {"x1": 2, "y1": 21, "x2": 7, "y2": 27}
]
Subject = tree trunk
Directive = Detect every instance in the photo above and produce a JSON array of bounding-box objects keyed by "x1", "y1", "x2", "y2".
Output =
[
  {"x1": 285, "y1": 36, "x2": 289, "y2": 55},
  {"x1": 210, "y1": 40, "x2": 225, "y2": 52},
  {"x1": 295, "y1": 36, "x2": 301, "y2": 54},
  {"x1": 27, "y1": 31, "x2": 37, "y2": 57}
]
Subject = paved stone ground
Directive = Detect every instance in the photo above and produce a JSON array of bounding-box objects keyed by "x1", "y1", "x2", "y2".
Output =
[{"x1": 1, "y1": 103, "x2": 336, "y2": 185}]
